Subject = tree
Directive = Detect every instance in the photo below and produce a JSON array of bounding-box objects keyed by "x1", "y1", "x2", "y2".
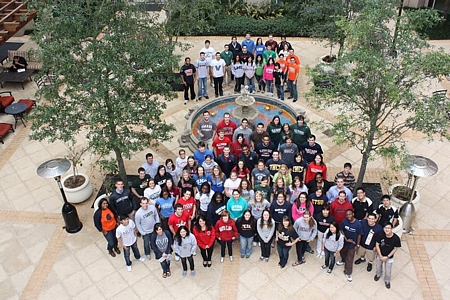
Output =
[
  {"x1": 29, "y1": 0, "x2": 177, "y2": 183},
  {"x1": 307, "y1": 0, "x2": 450, "y2": 188}
]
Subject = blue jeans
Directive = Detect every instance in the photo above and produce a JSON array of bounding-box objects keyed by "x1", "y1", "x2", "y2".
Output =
[
  {"x1": 198, "y1": 77, "x2": 208, "y2": 98},
  {"x1": 276, "y1": 84, "x2": 284, "y2": 100},
  {"x1": 277, "y1": 245, "x2": 291, "y2": 267},
  {"x1": 324, "y1": 248, "x2": 336, "y2": 270},
  {"x1": 239, "y1": 235, "x2": 253, "y2": 256},
  {"x1": 123, "y1": 241, "x2": 141, "y2": 266},
  {"x1": 288, "y1": 79, "x2": 298, "y2": 100},
  {"x1": 265, "y1": 80, "x2": 273, "y2": 93},
  {"x1": 104, "y1": 229, "x2": 117, "y2": 251},
  {"x1": 142, "y1": 233, "x2": 152, "y2": 256},
  {"x1": 246, "y1": 77, "x2": 255, "y2": 93}
]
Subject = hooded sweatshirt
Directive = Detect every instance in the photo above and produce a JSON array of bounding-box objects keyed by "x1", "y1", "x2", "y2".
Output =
[
  {"x1": 193, "y1": 226, "x2": 216, "y2": 249},
  {"x1": 174, "y1": 234, "x2": 197, "y2": 258},
  {"x1": 322, "y1": 229, "x2": 344, "y2": 252},
  {"x1": 293, "y1": 217, "x2": 318, "y2": 241},
  {"x1": 215, "y1": 218, "x2": 239, "y2": 241}
]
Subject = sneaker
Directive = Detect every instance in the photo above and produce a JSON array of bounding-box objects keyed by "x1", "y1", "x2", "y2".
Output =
[
  {"x1": 346, "y1": 274, "x2": 353, "y2": 282},
  {"x1": 245, "y1": 255, "x2": 250, "y2": 258},
  {"x1": 258, "y1": 242, "x2": 261, "y2": 247},
  {"x1": 293, "y1": 99, "x2": 298, "y2": 102},
  {"x1": 308, "y1": 249, "x2": 315, "y2": 254},
  {"x1": 139, "y1": 257, "x2": 145, "y2": 262},
  {"x1": 374, "y1": 274, "x2": 381, "y2": 281},
  {"x1": 182, "y1": 271, "x2": 187, "y2": 277},
  {"x1": 327, "y1": 269, "x2": 332, "y2": 275},
  {"x1": 127, "y1": 265, "x2": 132, "y2": 272},
  {"x1": 211, "y1": 82, "x2": 214, "y2": 88},
  {"x1": 191, "y1": 270, "x2": 196, "y2": 276},
  {"x1": 355, "y1": 258, "x2": 366, "y2": 265},
  {"x1": 184, "y1": 100, "x2": 188, "y2": 105},
  {"x1": 205, "y1": 96, "x2": 209, "y2": 99},
  {"x1": 385, "y1": 281, "x2": 391, "y2": 289},
  {"x1": 241, "y1": 255, "x2": 245, "y2": 258},
  {"x1": 146, "y1": 255, "x2": 151, "y2": 260},
  {"x1": 253, "y1": 242, "x2": 257, "y2": 247},
  {"x1": 220, "y1": 257, "x2": 224, "y2": 263},
  {"x1": 229, "y1": 256, "x2": 233, "y2": 262},
  {"x1": 175, "y1": 255, "x2": 180, "y2": 261},
  {"x1": 321, "y1": 264, "x2": 328, "y2": 270},
  {"x1": 265, "y1": 258, "x2": 269, "y2": 262},
  {"x1": 260, "y1": 256, "x2": 264, "y2": 261},
  {"x1": 336, "y1": 260, "x2": 344, "y2": 266},
  {"x1": 367, "y1": 262, "x2": 373, "y2": 272},
  {"x1": 198, "y1": 97, "x2": 202, "y2": 101}
]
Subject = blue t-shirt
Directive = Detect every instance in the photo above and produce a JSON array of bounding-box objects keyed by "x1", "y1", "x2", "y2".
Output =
[
  {"x1": 193, "y1": 174, "x2": 212, "y2": 191},
  {"x1": 360, "y1": 219, "x2": 383, "y2": 250},
  {"x1": 340, "y1": 218, "x2": 363, "y2": 249},
  {"x1": 155, "y1": 196, "x2": 175, "y2": 218},
  {"x1": 194, "y1": 149, "x2": 214, "y2": 166},
  {"x1": 211, "y1": 175, "x2": 226, "y2": 193},
  {"x1": 255, "y1": 45, "x2": 266, "y2": 57},
  {"x1": 242, "y1": 39, "x2": 255, "y2": 54}
]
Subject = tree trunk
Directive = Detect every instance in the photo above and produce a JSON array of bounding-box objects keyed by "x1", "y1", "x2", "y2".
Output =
[
  {"x1": 444, "y1": 0, "x2": 450, "y2": 19},
  {"x1": 356, "y1": 129, "x2": 376, "y2": 188},
  {"x1": 113, "y1": 147, "x2": 128, "y2": 188}
]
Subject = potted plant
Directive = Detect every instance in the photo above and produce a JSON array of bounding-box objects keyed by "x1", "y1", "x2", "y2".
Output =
[
  {"x1": 61, "y1": 144, "x2": 93, "y2": 204},
  {"x1": 388, "y1": 174, "x2": 420, "y2": 211}
]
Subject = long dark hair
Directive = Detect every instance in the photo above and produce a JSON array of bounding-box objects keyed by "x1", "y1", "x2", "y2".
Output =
[
  {"x1": 195, "y1": 215, "x2": 213, "y2": 232},
  {"x1": 175, "y1": 225, "x2": 190, "y2": 246},
  {"x1": 278, "y1": 215, "x2": 292, "y2": 231},
  {"x1": 260, "y1": 208, "x2": 273, "y2": 229},
  {"x1": 199, "y1": 181, "x2": 211, "y2": 194},
  {"x1": 211, "y1": 192, "x2": 225, "y2": 206},
  {"x1": 326, "y1": 221, "x2": 341, "y2": 241}
]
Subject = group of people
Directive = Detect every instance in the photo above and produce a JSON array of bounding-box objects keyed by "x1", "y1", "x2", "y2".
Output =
[
  {"x1": 180, "y1": 34, "x2": 301, "y2": 104},
  {"x1": 93, "y1": 111, "x2": 401, "y2": 289}
]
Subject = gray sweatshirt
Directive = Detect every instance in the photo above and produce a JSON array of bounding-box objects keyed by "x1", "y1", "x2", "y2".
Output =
[
  {"x1": 174, "y1": 234, "x2": 197, "y2": 258},
  {"x1": 135, "y1": 205, "x2": 160, "y2": 235},
  {"x1": 256, "y1": 218, "x2": 276, "y2": 243},
  {"x1": 293, "y1": 217, "x2": 318, "y2": 241},
  {"x1": 322, "y1": 229, "x2": 344, "y2": 252}
]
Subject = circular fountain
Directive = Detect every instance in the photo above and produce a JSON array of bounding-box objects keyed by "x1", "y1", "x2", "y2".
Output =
[{"x1": 178, "y1": 91, "x2": 307, "y2": 152}]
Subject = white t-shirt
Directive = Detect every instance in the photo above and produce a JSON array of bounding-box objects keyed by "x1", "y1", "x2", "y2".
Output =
[
  {"x1": 224, "y1": 178, "x2": 241, "y2": 192},
  {"x1": 210, "y1": 59, "x2": 226, "y2": 78},
  {"x1": 200, "y1": 46, "x2": 215, "y2": 64},
  {"x1": 116, "y1": 219, "x2": 137, "y2": 246},
  {"x1": 144, "y1": 185, "x2": 162, "y2": 204}
]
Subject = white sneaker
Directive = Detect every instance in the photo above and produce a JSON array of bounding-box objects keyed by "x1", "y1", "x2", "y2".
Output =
[
  {"x1": 346, "y1": 274, "x2": 353, "y2": 282},
  {"x1": 253, "y1": 242, "x2": 257, "y2": 247},
  {"x1": 127, "y1": 265, "x2": 132, "y2": 272},
  {"x1": 220, "y1": 257, "x2": 224, "y2": 263},
  {"x1": 146, "y1": 255, "x2": 151, "y2": 260},
  {"x1": 184, "y1": 100, "x2": 188, "y2": 105},
  {"x1": 175, "y1": 255, "x2": 180, "y2": 261},
  {"x1": 336, "y1": 260, "x2": 344, "y2": 266},
  {"x1": 229, "y1": 256, "x2": 233, "y2": 262},
  {"x1": 139, "y1": 257, "x2": 145, "y2": 262}
]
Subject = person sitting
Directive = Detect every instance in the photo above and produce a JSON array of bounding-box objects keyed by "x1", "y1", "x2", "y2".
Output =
[{"x1": 9, "y1": 56, "x2": 27, "y2": 72}]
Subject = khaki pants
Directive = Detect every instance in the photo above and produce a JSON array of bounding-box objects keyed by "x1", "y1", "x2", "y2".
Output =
[
  {"x1": 224, "y1": 65, "x2": 232, "y2": 86},
  {"x1": 357, "y1": 246, "x2": 376, "y2": 262}
]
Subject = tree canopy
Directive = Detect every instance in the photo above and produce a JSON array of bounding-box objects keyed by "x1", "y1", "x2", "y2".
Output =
[
  {"x1": 307, "y1": 0, "x2": 450, "y2": 187},
  {"x1": 30, "y1": 0, "x2": 177, "y2": 181}
]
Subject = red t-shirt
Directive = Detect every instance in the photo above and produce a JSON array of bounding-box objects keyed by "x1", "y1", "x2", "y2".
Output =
[
  {"x1": 216, "y1": 120, "x2": 237, "y2": 141},
  {"x1": 305, "y1": 163, "x2": 327, "y2": 184},
  {"x1": 230, "y1": 139, "x2": 250, "y2": 158},
  {"x1": 177, "y1": 196, "x2": 196, "y2": 218},
  {"x1": 330, "y1": 200, "x2": 353, "y2": 226},
  {"x1": 212, "y1": 136, "x2": 231, "y2": 157},
  {"x1": 168, "y1": 211, "x2": 190, "y2": 233}
]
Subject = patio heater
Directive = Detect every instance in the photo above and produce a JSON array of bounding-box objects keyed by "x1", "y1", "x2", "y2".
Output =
[
  {"x1": 401, "y1": 155, "x2": 438, "y2": 234},
  {"x1": 37, "y1": 158, "x2": 83, "y2": 233}
]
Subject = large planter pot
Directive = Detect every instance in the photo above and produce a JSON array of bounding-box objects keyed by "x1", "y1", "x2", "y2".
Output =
[
  {"x1": 389, "y1": 184, "x2": 420, "y2": 211},
  {"x1": 62, "y1": 173, "x2": 93, "y2": 204}
]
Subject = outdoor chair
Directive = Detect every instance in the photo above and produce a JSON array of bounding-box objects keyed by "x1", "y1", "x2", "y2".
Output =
[
  {"x1": 18, "y1": 99, "x2": 36, "y2": 112},
  {"x1": 0, "y1": 91, "x2": 14, "y2": 113},
  {"x1": 0, "y1": 123, "x2": 14, "y2": 143}
]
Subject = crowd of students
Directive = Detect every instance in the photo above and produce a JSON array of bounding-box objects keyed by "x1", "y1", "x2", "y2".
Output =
[
  {"x1": 94, "y1": 36, "x2": 402, "y2": 287},
  {"x1": 180, "y1": 34, "x2": 301, "y2": 104}
]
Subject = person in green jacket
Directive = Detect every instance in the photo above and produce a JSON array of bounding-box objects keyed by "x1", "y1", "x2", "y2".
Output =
[
  {"x1": 291, "y1": 115, "x2": 311, "y2": 149},
  {"x1": 221, "y1": 44, "x2": 234, "y2": 86},
  {"x1": 267, "y1": 115, "x2": 283, "y2": 148},
  {"x1": 255, "y1": 54, "x2": 266, "y2": 92}
]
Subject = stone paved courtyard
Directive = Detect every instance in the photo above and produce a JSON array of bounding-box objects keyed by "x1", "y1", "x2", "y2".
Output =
[{"x1": 0, "y1": 36, "x2": 450, "y2": 300}]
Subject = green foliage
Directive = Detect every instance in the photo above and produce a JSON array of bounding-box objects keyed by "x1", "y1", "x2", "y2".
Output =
[
  {"x1": 306, "y1": 0, "x2": 450, "y2": 186},
  {"x1": 191, "y1": 15, "x2": 309, "y2": 37},
  {"x1": 407, "y1": 8, "x2": 450, "y2": 39},
  {"x1": 223, "y1": 1, "x2": 285, "y2": 20},
  {"x1": 29, "y1": 0, "x2": 177, "y2": 181}
]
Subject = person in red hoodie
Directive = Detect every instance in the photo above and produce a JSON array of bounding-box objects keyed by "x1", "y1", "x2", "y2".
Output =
[
  {"x1": 193, "y1": 215, "x2": 216, "y2": 268},
  {"x1": 176, "y1": 189, "x2": 196, "y2": 226},
  {"x1": 330, "y1": 191, "x2": 353, "y2": 226},
  {"x1": 215, "y1": 210, "x2": 239, "y2": 262}
]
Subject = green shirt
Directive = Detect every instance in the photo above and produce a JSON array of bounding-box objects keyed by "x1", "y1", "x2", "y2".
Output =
[
  {"x1": 267, "y1": 123, "x2": 283, "y2": 143},
  {"x1": 255, "y1": 61, "x2": 265, "y2": 76},
  {"x1": 254, "y1": 184, "x2": 271, "y2": 202},
  {"x1": 221, "y1": 51, "x2": 233, "y2": 66},
  {"x1": 263, "y1": 50, "x2": 276, "y2": 62}
]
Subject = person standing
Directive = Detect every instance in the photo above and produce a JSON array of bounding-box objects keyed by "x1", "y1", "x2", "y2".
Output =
[
  {"x1": 232, "y1": 55, "x2": 245, "y2": 93},
  {"x1": 276, "y1": 216, "x2": 299, "y2": 268},
  {"x1": 262, "y1": 58, "x2": 275, "y2": 96},
  {"x1": 257, "y1": 209, "x2": 276, "y2": 262},
  {"x1": 116, "y1": 216, "x2": 146, "y2": 272},
  {"x1": 236, "y1": 210, "x2": 257, "y2": 258},
  {"x1": 338, "y1": 209, "x2": 363, "y2": 282},
  {"x1": 228, "y1": 36, "x2": 242, "y2": 62},
  {"x1": 93, "y1": 198, "x2": 120, "y2": 257},
  {"x1": 195, "y1": 52, "x2": 210, "y2": 100},
  {"x1": 291, "y1": 116, "x2": 311, "y2": 150},
  {"x1": 141, "y1": 153, "x2": 160, "y2": 178},
  {"x1": 279, "y1": 135, "x2": 298, "y2": 166},
  {"x1": 314, "y1": 204, "x2": 334, "y2": 258},
  {"x1": 374, "y1": 222, "x2": 402, "y2": 289},
  {"x1": 226, "y1": 189, "x2": 248, "y2": 220},
  {"x1": 320, "y1": 221, "x2": 344, "y2": 274},
  {"x1": 174, "y1": 226, "x2": 198, "y2": 277},
  {"x1": 221, "y1": 44, "x2": 234, "y2": 86},
  {"x1": 180, "y1": 57, "x2": 196, "y2": 105},
  {"x1": 193, "y1": 216, "x2": 216, "y2": 268},
  {"x1": 131, "y1": 167, "x2": 151, "y2": 205},
  {"x1": 215, "y1": 210, "x2": 239, "y2": 262},
  {"x1": 292, "y1": 211, "x2": 317, "y2": 266},
  {"x1": 196, "y1": 110, "x2": 217, "y2": 150},
  {"x1": 135, "y1": 197, "x2": 160, "y2": 260},
  {"x1": 241, "y1": 32, "x2": 255, "y2": 55},
  {"x1": 216, "y1": 112, "x2": 237, "y2": 142},
  {"x1": 233, "y1": 118, "x2": 253, "y2": 142},
  {"x1": 334, "y1": 163, "x2": 356, "y2": 192},
  {"x1": 210, "y1": 52, "x2": 226, "y2": 97},
  {"x1": 109, "y1": 180, "x2": 136, "y2": 221},
  {"x1": 286, "y1": 56, "x2": 300, "y2": 102},
  {"x1": 244, "y1": 56, "x2": 256, "y2": 93},
  {"x1": 200, "y1": 39, "x2": 215, "y2": 86},
  {"x1": 356, "y1": 213, "x2": 383, "y2": 272},
  {"x1": 352, "y1": 187, "x2": 373, "y2": 221},
  {"x1": 265, "y1": 34, "x2": 278, "y2": 51},
  {"x1": 330, "y1": 191, "x2": 354, "y2": 226},
  {"x1": 273, "y1": 62, "x2": 285, "y2": 100},
  {"x1": 151, "y1": 223, "x2": 173, "y2": 278}
]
